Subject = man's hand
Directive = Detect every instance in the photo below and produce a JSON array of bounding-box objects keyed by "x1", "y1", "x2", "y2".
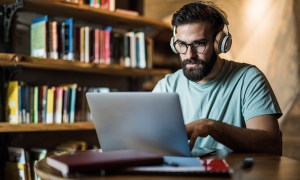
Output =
[
  {"x1": 185, "y1": 115, "x2": 282, "y2": 155},
  {"x1": 186, "y1": 119, "x2": 214, "y2": 150}
]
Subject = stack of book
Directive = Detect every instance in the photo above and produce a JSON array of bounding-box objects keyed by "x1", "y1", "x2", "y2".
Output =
[
  {"x1": 5, "y1": 140, "x2": 93, "y2": 179},
  {"x1": 5, "y1": 147, "x2": 47, "y2": 180}
]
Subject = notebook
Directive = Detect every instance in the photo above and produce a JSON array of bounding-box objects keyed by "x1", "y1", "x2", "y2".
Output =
[
  {"x1": 86, "y1": 92, "x2": 216, "y2": 157},
  {"x1": 46, "y1": 149, "x2": 163, "y2": 176}
]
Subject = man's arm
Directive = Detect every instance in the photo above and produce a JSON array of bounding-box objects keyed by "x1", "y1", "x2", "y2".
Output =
[{"x1": 186, "y1": 114, "x2": 282, "y2": 155}]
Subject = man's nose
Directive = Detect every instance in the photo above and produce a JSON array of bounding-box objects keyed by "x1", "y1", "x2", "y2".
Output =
[{"x1": 185, "y1": 45, "x2": 197, "y2": 58}]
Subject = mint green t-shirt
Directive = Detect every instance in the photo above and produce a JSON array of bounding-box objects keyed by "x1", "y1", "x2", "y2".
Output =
[{"x1": 152, "y1": 60, "x2": 282, "y2": 150}]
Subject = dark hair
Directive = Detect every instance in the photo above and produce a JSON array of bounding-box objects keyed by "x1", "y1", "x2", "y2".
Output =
[{"x1": 171, "y1": 1, "x2": 226, "y2": 36}]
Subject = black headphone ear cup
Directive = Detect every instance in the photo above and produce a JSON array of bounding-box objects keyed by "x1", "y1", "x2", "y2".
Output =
[
  {"x1": 222, "y1": 32, "x2": 232, "y2": 53},
  {"x1": 170, "y1": 37, "x2": 178, "y2": 54},
  {"x1": 214, "y1": 31, "x2": 226, "y2": 54}
]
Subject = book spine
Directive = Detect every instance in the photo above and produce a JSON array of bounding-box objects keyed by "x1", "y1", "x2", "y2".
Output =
[
  {"x1": 7, "y1": 81, "x2": 19, "y2": 123},
  {"x1": 46, "y1": 87, "x2": 55, "y2": 124},
  {"x1": 65, "y1": 18, "x2": 74, "y2": 61},
  {"x1": 84, "y1": 26, "x2": 90, "y2": 63},
  {"x1": 124, "y1": 34, "x2": 131, "y2": 67},
  {"x1": 136, "y1": 32, "x2": 146, "y2": 69},
  {"x1": 68, "y1": 84, "x2": 77, "y2": 123},
  {"x1": 104, "y1": 26, "x2": 112, "y2": 65},
  {"x1": 59, "y1": 21, "x2": 66, "y2": 60},
  {"x1": 47, "y1": 21, "x2": 59, "y2": 59},
  {"x1": 55, "y1": 87, "x2": 63, "y2": 124},
  {"x1": 80, "y1": 27, "x2": 85, "y2": 62},
  {"x1": 89, "y1": 28, "x2": 95, "y2": 63},
  {"x1": 99, "y1": 29, "x2": 105, "y2": 64},
  {"x1": 94, "y1": 28, "x2": 100, "y2": 63},
  {"x1": 62, "y1": 87, "x2": 69, "y2": 123},
  {"x1": 33, "y1": 86, "x2": 39, "y2": 124}
]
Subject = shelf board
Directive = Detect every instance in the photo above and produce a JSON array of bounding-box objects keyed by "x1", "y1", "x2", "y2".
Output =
[
  {"x1": 0, "y1": 53, "x2": 171, "y2": 77},
  {"x1": 0, "y1": 122, "x2": 95, "y2": 133},
  {"x1": 22, "y1": 0, "x2": 171, "y2": 34}
]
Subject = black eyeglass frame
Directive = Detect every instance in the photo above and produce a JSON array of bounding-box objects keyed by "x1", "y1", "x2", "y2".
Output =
[{"x1": 173, "y1": 39, "x2": 210, "y2": 54}]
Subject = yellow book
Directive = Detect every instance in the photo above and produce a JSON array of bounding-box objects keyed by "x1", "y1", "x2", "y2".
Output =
[
  {"x1": 46, "y1": 87, "x2": 55, "y2": 124},
  {"x1": 7, "y1": 81, "x2": 19, "y2": 124}
]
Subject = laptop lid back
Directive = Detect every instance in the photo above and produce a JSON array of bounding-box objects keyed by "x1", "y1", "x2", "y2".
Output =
[{"x1": 86, "y1": 92, "x2": 191, "y2": 157}]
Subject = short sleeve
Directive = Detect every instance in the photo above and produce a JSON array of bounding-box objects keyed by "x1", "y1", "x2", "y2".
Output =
[{"x1": 242, "y1": 67, "x2": 282, "y2": 120}]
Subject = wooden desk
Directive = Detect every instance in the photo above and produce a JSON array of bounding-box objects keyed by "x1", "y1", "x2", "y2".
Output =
[{"x1": 35, "y1": 153, "x2": 300, "y2": 180}]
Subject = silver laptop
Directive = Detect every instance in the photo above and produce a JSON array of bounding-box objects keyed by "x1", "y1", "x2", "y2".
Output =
[{"x1": 86, "y1": 92, "x2": 215, "y2": 157}]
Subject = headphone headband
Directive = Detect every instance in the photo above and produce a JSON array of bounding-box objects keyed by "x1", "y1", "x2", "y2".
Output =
[{"x1": 170, "y1": 1, "x2": 232, "y2": 54}]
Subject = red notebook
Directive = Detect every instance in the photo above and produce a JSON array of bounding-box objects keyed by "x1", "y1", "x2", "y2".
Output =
[{"x1": 46, "y1": 149, "x2": 163, "y2": 176}]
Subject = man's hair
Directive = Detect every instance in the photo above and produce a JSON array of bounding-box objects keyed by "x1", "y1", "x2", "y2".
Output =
[{"x1": 171, "y1": 1, "x2": 226, "y2": 36}]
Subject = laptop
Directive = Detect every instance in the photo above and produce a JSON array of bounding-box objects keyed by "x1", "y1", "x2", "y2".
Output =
[{"x1": 86, "y1": 92, "x2": 216, "y2": 157}]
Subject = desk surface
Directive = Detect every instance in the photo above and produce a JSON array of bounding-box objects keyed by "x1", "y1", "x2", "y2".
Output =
[{"x1": 35, "y1": 152, "x2": 300, "y2": 180}]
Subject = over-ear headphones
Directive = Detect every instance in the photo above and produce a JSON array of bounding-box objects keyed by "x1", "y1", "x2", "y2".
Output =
[{"x1": 170, "y1": 2, "x2": 232, "y2": 54}]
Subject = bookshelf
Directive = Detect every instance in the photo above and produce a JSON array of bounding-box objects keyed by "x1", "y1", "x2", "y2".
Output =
[
  {"x1": 0, "y1": 0, "x2": 173, "y2": 178},
  {"x1": 0, "y1": 122, "x2": 95, "y2": 132},
  {"x1": 0, "y1": 53, "x2": 170, "y2": 76},
  {"x1": 22, "y1": 0, "x2": 170, "y2": 34}
]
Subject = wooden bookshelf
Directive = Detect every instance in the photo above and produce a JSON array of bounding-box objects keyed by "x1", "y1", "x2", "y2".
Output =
[
  {"x1": 0, "y1": 122, "x2": 94, "y2": 132},
  {"x1": 0, "y1": 0, "x2": 174, "y2": 178},
  {"x1": 0, "y1": 53, "x2": 171, "y2": 77},
  {"x1": 22, "y1": 0, "x2": 171, "y2": 36}
]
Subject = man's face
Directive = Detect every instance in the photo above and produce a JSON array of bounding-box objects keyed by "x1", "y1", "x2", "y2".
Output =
[{"x1": 175, "y1": 23, "x2": 217, "y2": 82}]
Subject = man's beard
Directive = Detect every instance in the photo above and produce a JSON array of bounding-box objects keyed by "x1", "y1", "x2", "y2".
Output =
[{"x1": 181, "y1": 53, "x2": 217, "y2": 82}]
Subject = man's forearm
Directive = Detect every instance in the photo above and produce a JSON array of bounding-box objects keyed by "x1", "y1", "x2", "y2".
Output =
[{"x1": 209, "y1": 121, "x2": 282, "y2": 155}]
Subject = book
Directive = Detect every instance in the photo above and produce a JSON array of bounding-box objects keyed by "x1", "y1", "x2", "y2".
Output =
[
  {"x1": 31, "y1": 15, "x2": 48, "y2": 58},
  {"x1": 47, "y1": 21, "x2": 59, "y2": 59},
  {"x1": 68, "y1": 84, "x2": 77, "y2": 123},
  {"x1": 103, "y1": 26, "x2": 112, "y2": 64},
  {"x1": 33, "y1": 86, "x2": 39, "y2": 124},
  {"x1": 54, "y1": 86, "x2": 63, "y2": 124},
  {"x1": 6, "y1": 81, "x2": 19, "y2": 123},
  {"x1": 46, "y1": 149, "x2": 163, "y2": 176},
  {"x1": 135, "y1": 31, "x2": 146, "y2": 69},
  {"x1": 39, "y1": 85, "x2": 48, "y2": 123},
  {"x1": 126, "y1": 156, "x2": 232, "y2": 177},
  {"x1": 6, "y1": 147, "x2": 29, "y2": 179},
  {"x1": 64, "y1": 18, "x2": 74, "y2": 61},
  {"x1": 58, "y1": 21, "x2": 66, "y2": 60},
  {"x1": 46, "y1": 87, "x2": 55, "y2": 124},
  {"x1": 125, "y1": 31, "x2": 136, "y2": 68},
  {"x1": 84, "y1": 26, "x2": 90, "y2": 63}
]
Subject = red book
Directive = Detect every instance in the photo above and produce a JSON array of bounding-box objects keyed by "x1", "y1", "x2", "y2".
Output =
[
  {"x1": 46, "y1": 149, "x2": 163, "y2": 176},
  {"x1": 103, "y1": 27, "x2": 112, "y2": 64}
]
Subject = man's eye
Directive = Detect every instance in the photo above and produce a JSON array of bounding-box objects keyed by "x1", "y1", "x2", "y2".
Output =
[{"x1": 177, "y1": 42, "x2": 186, "y2": 47}]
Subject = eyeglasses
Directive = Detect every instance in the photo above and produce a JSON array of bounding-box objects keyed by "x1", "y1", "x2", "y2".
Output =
[{"x1": 173, "y1": 39, "x2": 209, "y2": 54}]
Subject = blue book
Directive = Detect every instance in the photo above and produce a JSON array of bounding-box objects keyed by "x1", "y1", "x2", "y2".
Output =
[{"x1": 64, "y1": 18, "x2": 74, "y2": 60}]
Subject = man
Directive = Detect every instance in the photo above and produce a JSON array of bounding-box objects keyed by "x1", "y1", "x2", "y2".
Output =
[{"x1": 152, "y1": 1, "x2": 282, "y2": 155}]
